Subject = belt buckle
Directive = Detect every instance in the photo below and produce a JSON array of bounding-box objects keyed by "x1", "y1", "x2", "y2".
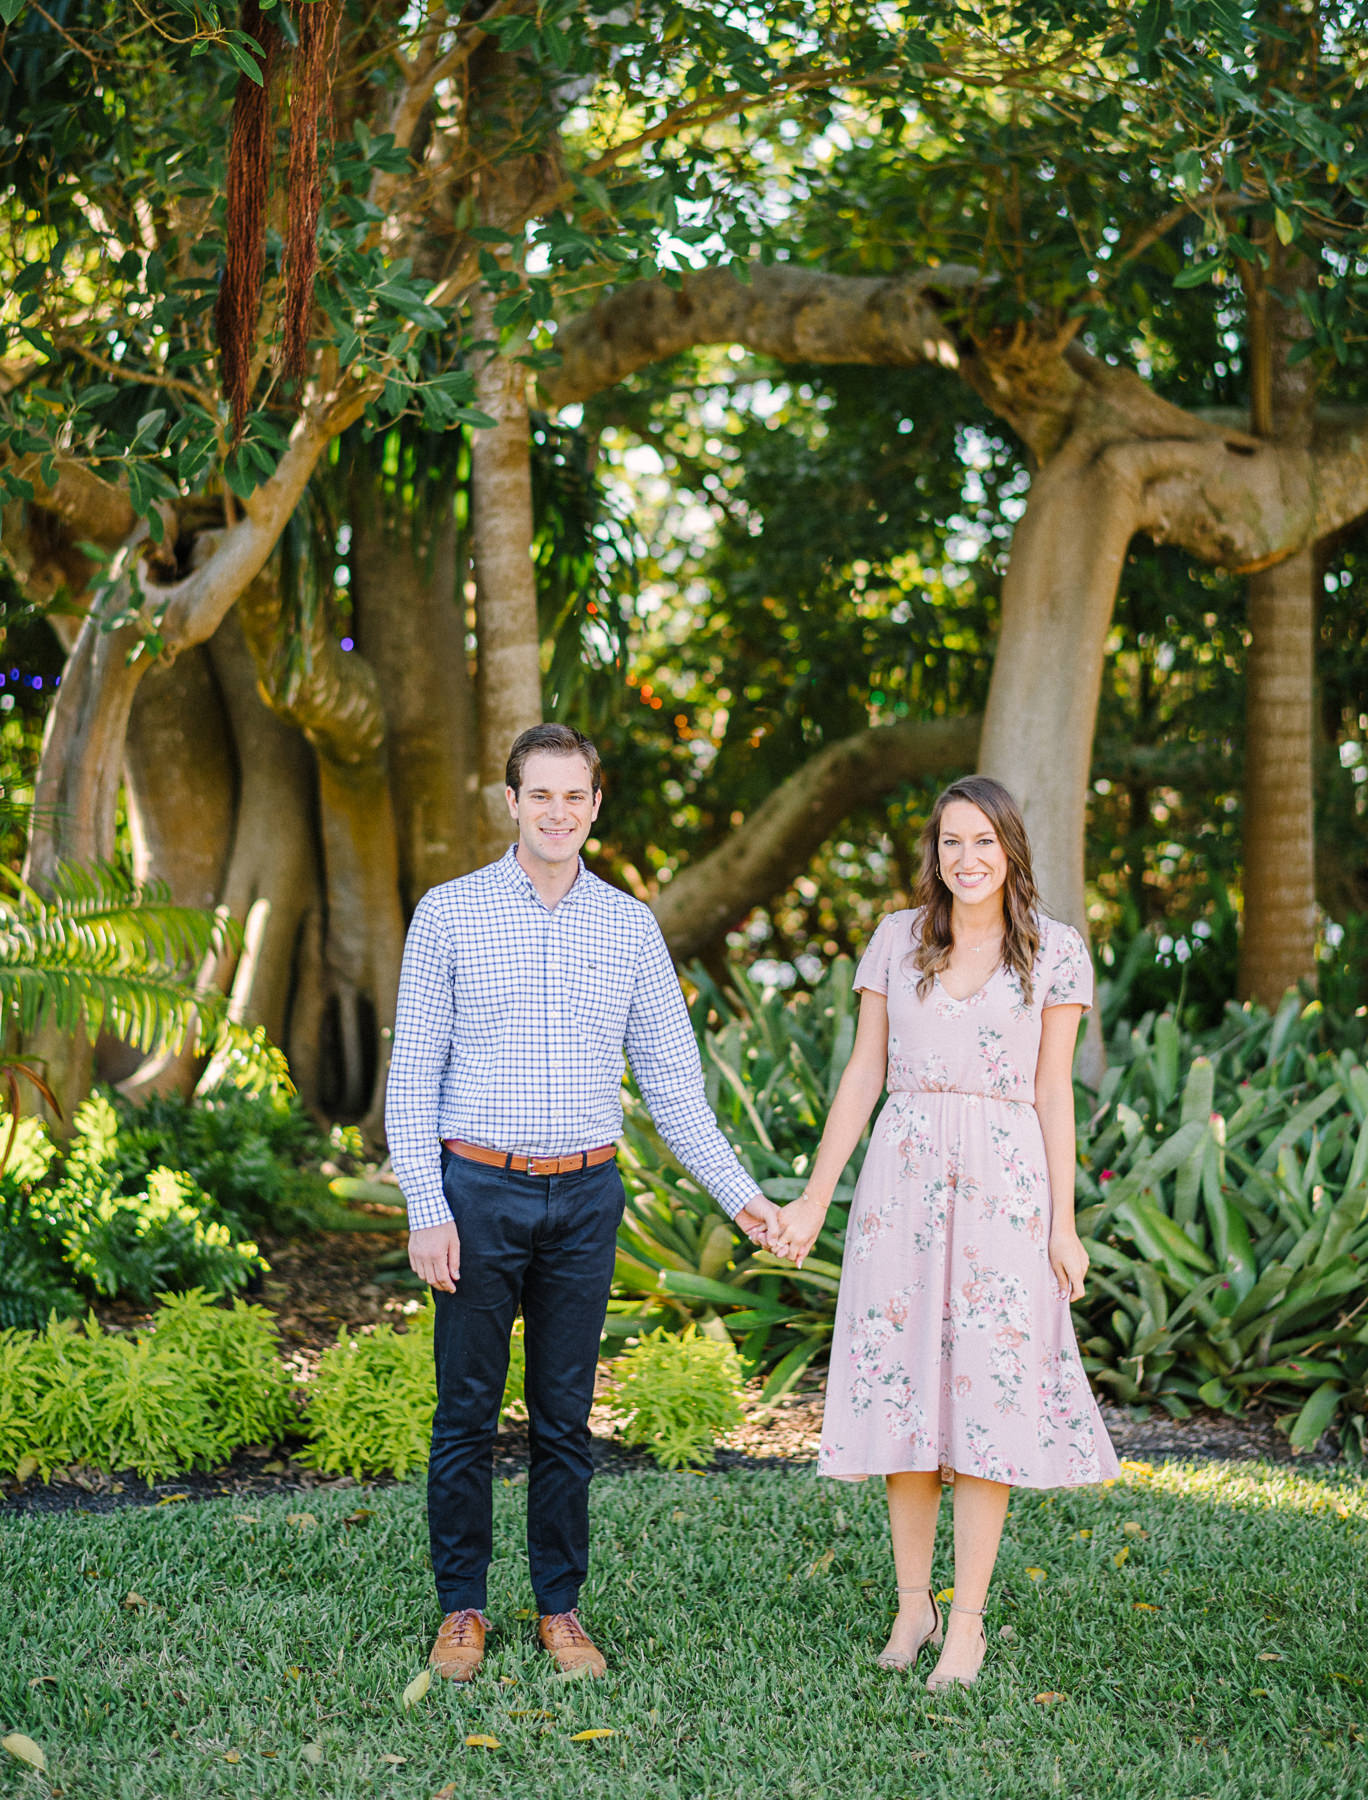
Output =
[{"x1": 528, "y1": 1155, "x2": 559, "y2": 1177}]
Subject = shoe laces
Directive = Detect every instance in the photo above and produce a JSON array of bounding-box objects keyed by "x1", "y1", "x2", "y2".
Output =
[
  {"x1": 440, "y1": 1609, "x2": 482, "y2": 1644},
  {"x1": 545, "y1": 1609, "x2": 590, "y2": 1644}
]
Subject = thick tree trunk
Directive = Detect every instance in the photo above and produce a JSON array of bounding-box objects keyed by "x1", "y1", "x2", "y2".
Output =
[
  {"x1": 653, "y1": 714, "x2": 982, "y2": 959},
  {"x1": 350, "y1": 481, "x2": 479, "y2": 903},
  {"x1": 977, "y1": 444, "x2": 1141, "y2": 928},
  {"x1": 1238, "y1": 245, "x2": 1319, "y2": 1005},
  {"x1": 1240, "y1": 548, "x2": 1318, "y2": 1003},
  {"x1": 470, "y1": 283, "x2": 543, "y2": 862},
  {"x1": 124, "y1": 647, "x2": 237, "y2": 909},
  {"x1": 235, "y1": 563, "x2": 406, "y2": 1129}
]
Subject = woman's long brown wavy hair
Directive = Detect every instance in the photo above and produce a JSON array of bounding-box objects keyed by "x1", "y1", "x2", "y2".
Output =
[{"x1": 909, "y1": 776, "x2": 1041, "y2": 1003}]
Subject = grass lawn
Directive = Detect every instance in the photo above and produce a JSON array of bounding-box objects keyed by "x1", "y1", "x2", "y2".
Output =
[{"x1": 2, "y1": 1459, "x2": 1366, "y2": 1800}]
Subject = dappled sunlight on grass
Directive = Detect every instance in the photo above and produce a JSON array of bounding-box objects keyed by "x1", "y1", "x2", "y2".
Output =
[{"x1": 2, "y1": 1460, "x2": 1365, "y2": 1798}]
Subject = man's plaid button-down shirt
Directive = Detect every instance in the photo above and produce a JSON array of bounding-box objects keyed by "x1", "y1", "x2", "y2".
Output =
[{"x1": 386, "y1": 846, "x2": 760, "y2": 1232}]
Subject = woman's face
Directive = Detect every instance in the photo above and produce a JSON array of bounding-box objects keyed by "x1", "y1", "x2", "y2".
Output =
[{"x1": 938, "y1": 800, "x2": 1009, "y2": 909}]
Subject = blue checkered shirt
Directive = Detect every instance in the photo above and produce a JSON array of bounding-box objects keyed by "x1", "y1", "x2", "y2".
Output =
[{"x1": 386, "y1": 846, "x2": 761, "y2": 1232}]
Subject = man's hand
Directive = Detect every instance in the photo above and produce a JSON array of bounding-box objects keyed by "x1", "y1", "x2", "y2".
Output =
[
  {"x1": 408, "y1": 1221, "x2": 461, "y2": 1293},
  {"x1": 734, "y1": 1194, "x2": 783, "y2": 1253}
]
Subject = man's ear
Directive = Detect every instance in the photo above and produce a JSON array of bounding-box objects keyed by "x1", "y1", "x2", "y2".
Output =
[{"x1": 505, "y1": 785, "x2": 519, "y2": 821}]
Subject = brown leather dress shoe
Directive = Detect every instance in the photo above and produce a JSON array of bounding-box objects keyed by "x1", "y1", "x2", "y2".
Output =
[
  {"x1": 429, "y1": 1609, "x2": 486, "y2": 1681},
  {"x1": 538, "y1": 1609, "x2": 607, "y2": 1678}
]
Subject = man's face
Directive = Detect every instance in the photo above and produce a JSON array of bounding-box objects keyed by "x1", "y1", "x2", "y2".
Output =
[{"x1": 507, "y1": 750, "x2": 601, "y2": 871}]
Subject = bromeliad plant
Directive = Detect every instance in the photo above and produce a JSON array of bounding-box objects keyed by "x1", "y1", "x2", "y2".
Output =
[
  {"x1": 617, "y1": 959, "x2": 865, "y2": 1398},
  {"x1": 1074, "y1": 996, "x2": 1368, "y2": 1456}
]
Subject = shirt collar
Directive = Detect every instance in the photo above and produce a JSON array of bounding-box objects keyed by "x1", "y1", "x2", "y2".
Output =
[{"x1": 495, "y1": 843, "x2": 589, "y2": 909}]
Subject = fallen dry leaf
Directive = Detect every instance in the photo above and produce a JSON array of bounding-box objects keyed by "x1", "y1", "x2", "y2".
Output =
[
  {"x1": 1024, "y1": 1567, "x2": 1047, "y2": 1583},
  {"x1": 432, "y1": 1785, "x2": 458, "y2": 1799},
  {"x1": 935, "y1": 1587, "x2": 955, "y2": 1604},
  {"x1": 233, "y1": 1515, "x2": 259, "y2": 1526},
  {"x1": 224, "y1": 1750, "x2": 241, "y2": 1764},
  {"x1": 301, "y1": 1740, "x2": 323, "y2": 1765},
  {"x1": 342, "y1": 1509, "x2": 374, "y2": 1527},
  {"x1": 998, "y1": 1625, "x2": 1016, "y2": 1642},
  {"x1": 1329, "y1": 1672, "x2": 1363, "y2": 1685},
  {"x1": 286, "y1": 1513, "x2": 318, "y2": 1531},
  {"x1": 155, "y1": 1494, "x2": 190, "y2": 1506},
  {"x1": 124, "y1": 1592, "x2": 147, "y2": 1611},
  {"x1": 1033, "y1": 1692, "x2": 1067, "y2": 1705},
  {"x1": 402, "y1": 1668, "x2": 431, "y2": 1710},
  {"x1": 380, "y1": 1751, "x2": 406, "y2": 1764},
  {"x1": 285, "y1": 1666, "x2": 303, "y2": 1681},
  {"x1": 806, "y1": 1549, "x2": 835, "y2": 1577},
  {"x1": 1122, "y1": 1521, "x2": 1149, "y2": 1539},
  {"x1": 1257, "y1": 1652, "x2": 1283, "y2": 1662},
  {"x1": 570, "y1": 1728, "x2": 617, "y2": 1741},
  {"x1": 1074, "y1": 1529, "x2": 1091, "y2": 1540},
  {"x1": 498, "y1": 1674, "x2": 518, "y2": 1687},
  {"x1": 1113, "y1": 1547, "x2": 1130, "y2": 1568},
  {"x1": 1132, "y1": 1602, "x2": 1161, "y2": 1612},
  {"x1": 2, "y1": 1734, "x2": 46, "y2": 1772},
  {"x1": 464, "y1": 1735, "x2": 501, "y2": 1749},
  {"x1": 28, "y1": 1675, "x2": 57, "y2": 1688}
]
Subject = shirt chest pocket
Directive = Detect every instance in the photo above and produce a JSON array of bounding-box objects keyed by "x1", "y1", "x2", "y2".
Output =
[{"x1": 567, "y1": 952, "x2": 633, "y2": 1041}]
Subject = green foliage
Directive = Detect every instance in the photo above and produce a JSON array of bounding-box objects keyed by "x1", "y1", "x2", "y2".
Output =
[
  {"x1": 618, "y1": 959, "x2": 862, "y2": 1396},
  {"x1": 1074, "y1": 996, "x2": 1368, "y2": 1458},
  {"x1": 298, "y1": 1302, "x2": 435, "y2": 1482},
  {"x1": 108, "y1": 1086, "x2": 337, "y2": 1236},
  {"x1": 0, "y1": 863, "x2": 288, "y2": 1094},
  {"x1": 149, "y1": 1288, "x2": 293, "y2": 1455},
  {"x1": 0, "y1": 1096, "x2": 266, "y2": 1323},
  {"x1": 0, "y1": 1292, "x2": 293, "y2": 1483},
  {"x1": 609, "y1": 1324, "x2": 745, "y2": 1471}
]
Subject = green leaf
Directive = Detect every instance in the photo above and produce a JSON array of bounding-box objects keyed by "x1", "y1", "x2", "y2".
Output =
[
  {"x1": 1173, "y1": 257, "x2": 1222, "y2": 289},
  {"x1": 1273, "y1": 207, "x2": 1295, "y2": 246},
  {"x1": 1288, "y1": 1379, "x2": 1342, "y2": 1452}
]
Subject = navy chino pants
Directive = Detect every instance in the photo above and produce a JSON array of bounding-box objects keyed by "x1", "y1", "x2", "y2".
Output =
[{"x1": 428, "y1": 1147, "x2": 624, "y2": 1616}]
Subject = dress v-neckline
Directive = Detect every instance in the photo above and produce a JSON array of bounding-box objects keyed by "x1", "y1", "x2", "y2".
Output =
[{"x1": 934, "y1": 963, "x2": 999, "y2": 1007}]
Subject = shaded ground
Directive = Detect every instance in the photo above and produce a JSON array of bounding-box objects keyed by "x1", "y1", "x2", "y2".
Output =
[{"x1": 4, "y1": 1225, "x2": 1344, "y2": 1518}]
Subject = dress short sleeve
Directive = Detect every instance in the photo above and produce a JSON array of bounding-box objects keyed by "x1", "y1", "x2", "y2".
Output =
[
  {"x1": 853, "y1": 913, "x2": 899, "y2": 995},
  {"x1": 1042, "y1": 920, "x2": 1094, "y2": 1011}
]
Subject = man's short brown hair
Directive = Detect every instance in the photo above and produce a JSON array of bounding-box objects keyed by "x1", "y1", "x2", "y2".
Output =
[{"x1": 505, "y1": 723, "x2": 603, "y2": 796}]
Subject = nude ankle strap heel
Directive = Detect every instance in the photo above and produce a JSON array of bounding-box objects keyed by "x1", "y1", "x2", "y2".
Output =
[
  {"x1": 876, "y1": 1586, "x2": 944, "y2": 1671},
  {"x1": 925, "y1": 1601, "x2": 988, "y2": 1691}
]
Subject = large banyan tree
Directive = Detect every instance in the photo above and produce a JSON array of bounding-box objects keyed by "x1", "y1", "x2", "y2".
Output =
[{"x1": 2, "y1": 0, "x2": 1366, "y2": 1118}]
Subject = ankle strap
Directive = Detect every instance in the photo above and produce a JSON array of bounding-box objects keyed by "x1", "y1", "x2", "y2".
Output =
[
  {"x1": 895, "y1": 1585, "x2": 934, "y2": 1595},
  {"x1": 950, "y1": 1602, "x2": 985, "y2": 1615}
]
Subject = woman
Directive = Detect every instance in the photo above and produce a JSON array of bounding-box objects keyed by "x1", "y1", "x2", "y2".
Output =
[{"x1": 774, "y1": 776, "x2": 1119, "y2": 1689}]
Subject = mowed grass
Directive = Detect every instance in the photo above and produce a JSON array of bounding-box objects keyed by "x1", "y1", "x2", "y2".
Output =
[{"x1": 2, "y1": 1460, "x2": 1366, "y2": 1800}]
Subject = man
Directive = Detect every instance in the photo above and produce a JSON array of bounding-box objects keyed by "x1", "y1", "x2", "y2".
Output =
[{"x1": 387, "y1": 722, "x2": 782, "y2": 1682}]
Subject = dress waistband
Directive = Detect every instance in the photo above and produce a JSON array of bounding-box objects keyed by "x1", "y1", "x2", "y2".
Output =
[{"x1": 894, "y1": 1087, "x2": 1030, "y2": 1105}]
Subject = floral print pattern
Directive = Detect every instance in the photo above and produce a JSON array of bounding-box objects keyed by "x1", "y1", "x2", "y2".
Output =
[{"x1": 818, "y1": 909, "x2": 1120, "y2": 1490}]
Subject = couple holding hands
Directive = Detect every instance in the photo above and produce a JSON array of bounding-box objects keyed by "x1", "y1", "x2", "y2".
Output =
[{"x1": 387, "y1": 724, "x2": 1118, "y2": 1691}]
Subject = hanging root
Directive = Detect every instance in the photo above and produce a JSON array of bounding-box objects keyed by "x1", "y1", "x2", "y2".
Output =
[
  {"x1": 214, "y1": 0, "x2": 279, "y2": 439},
  {"x1": 281, "y1": 0, "x2": 343, "y2": 394}
]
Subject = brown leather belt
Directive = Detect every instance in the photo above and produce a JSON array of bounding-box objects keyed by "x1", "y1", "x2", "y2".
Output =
[{"x1": 443, "y1": 1138, "x2": 617, "y2": 1177}]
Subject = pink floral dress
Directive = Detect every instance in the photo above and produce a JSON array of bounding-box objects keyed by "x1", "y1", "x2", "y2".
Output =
[{"x1": 818, "y1": 909, "x2": 1120, "y2": 1488}]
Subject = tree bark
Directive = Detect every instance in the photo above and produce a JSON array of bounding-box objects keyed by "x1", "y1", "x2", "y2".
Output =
[
  {"x1": 470, "y1": 282, "x2": 543, "y2": 861},
  {"x1": 652, "y1": 714, "x2": 981, "y2": 959},
  {"x1": 1237, "y1": 244, "x2": 1320, "y2": 1005},
  {"x1": 350, "y1": 478, "x2": 479, "y2": 904},
  {"x1": 124, "y1": 647, "x2": 237, "y2": 909}
]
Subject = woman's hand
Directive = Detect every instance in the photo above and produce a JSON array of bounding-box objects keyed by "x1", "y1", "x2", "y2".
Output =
[
  {"x1": 1048, "y1": 1228, "x2": 1089, "y2": 1301},
  {"x1": 772, "y1": 1192, "x2": 828, "y2": 1268}
]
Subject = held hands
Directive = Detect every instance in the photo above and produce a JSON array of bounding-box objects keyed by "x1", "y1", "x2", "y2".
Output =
[
  {"x1": 408, "y1": 1221, "x2": 461, "y2": 1293},
  {"x1": 1049, "y1": 1227, "x2": 1089, "y2": 1302},
  {"x1": 771, "y1": 1191, "x2": 828, "y2": 1268},
  {"x1": 734, "y1": 1194, "x2": 783, "y2": 1252}
]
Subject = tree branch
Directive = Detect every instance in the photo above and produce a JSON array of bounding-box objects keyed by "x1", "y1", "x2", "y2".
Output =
[
  {"x1": 650, "y1": 714, "x2": 981, "y2": 960},
  {"x1": 541, "y1": 262, "x2": 974, "y2": 409}
]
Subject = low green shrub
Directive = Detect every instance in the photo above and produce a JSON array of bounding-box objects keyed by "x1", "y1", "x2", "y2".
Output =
[
  {"x1": 299, "y1": 1302, "x2": 436, "y2": 1481},
  {"x1": 0, "y1": 1097, "x2": 266, "y2": 1325},
  {"x1": 608, "y1": 1324, "x2": 745, "y2": 1470},
  {"x1": 0, "y1": 1292, "x2": 294, "y2": 1483},
  {"x1": 149, "y1": 1288, "x2": 293, "y2": 1455},
  {"x1": 108, "y1": 1086, "x2": 346, "y2": 1236}
]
